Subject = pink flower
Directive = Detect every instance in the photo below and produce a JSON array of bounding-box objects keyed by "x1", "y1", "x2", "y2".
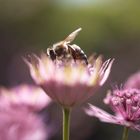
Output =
[
  {"x1": 125, "y1": 71, "x2": 140, "y2": 89},
  {"x1": 85, "y1": 88, "x2": 140, "y2": 131},
  {"x1": 0, "y1": 108, "x2": 48, "y2": 140},
  {"x1": 0, "y1": 84, "x2": 51, "y2": 112},
  {"x1": 25, "y1": 53, "x2": 114, "y2": 108}
]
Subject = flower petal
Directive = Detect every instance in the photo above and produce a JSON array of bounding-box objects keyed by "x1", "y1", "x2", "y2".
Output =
[
  {"x1": 99, "y1": 58, "x2": 114, "y2": 86},
  {"x1": 85, "y1": 104, "x2": 124, "y2": 124},
  {"x1": 132, "y1": 124, "x2": 140, "y2": 131}
]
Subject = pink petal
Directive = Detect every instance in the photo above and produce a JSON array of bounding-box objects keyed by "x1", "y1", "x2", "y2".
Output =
[
  {"x1": 132, "y1": 124, "x2": 140, "y2": 131},
  {"x1": 99, "y1": 59, "x2": 114, "y2": 86},
  {"x1": 85, "y1": 104, "x2": 124, "y2": 124}
]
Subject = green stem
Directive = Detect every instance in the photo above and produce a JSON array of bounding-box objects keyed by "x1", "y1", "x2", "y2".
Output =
[
  {"x1": 122, "y1": 127, "x2": 129, "y2": 140},
  {"x1": 63, "y1": 108, "x2": 71, "y2": 140}
]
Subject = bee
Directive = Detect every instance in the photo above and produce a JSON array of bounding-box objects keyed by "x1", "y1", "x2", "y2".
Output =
[{"x1": 47, "y1": 28, "x2": 88, "y2": 65}]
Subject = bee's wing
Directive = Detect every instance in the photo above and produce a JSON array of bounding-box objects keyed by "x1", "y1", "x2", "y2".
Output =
[{"x1": 64, "y1": 28, "x2": 82, "y2": 44}]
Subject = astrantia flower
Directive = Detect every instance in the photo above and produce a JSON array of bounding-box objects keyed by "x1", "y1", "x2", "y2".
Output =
[
  {"x1": 25, "y1": 54, "x2": 114, "y2": 108},
  {"x1": 24, "y1": 28, "x2": 114, "y2": 140},
  {"x1": 85, "y1": 88, "x2": 140, "y2": 131},
  {"x1": 0, "y1": 85, "x2": 51, "y2": 112},
  {"x1": 0, "y1": 85, "x2": 51, "y2": 140},
  {"x1": 125, "y1": 71, "x2": 140, "y2": 89},
  {"x1": 0, "y1": 108, "x2": 47, "y2": 140}
]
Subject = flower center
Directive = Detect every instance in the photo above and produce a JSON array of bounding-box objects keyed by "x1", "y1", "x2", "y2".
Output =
[{"x1": 109, "y1": 89, "x2": 140, "y2": 122}]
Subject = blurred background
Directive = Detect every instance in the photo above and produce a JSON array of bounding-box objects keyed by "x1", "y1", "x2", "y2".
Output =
[{"x1": 0, "y1": 0, "x2": 140, "y2": 139}]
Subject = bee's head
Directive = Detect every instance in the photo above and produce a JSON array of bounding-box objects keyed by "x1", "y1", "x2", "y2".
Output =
[{"x1": 47, "y1": 48, "x2": 56, "y2": 60}]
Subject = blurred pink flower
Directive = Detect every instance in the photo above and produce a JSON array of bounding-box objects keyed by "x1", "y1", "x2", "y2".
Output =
[
  {"x1": 0, "y1": 108, "x2": 47, "y2": 140},
  {"x1": 0, "y1": 84, "x2": 51, "y2": 112},
  {"x1": 25, "y1": 53, "x2": 114, "y2": 108},
  {"x1": 125, "y1": 71, "x2": 140, "y2": 89},
  {"x1": 85, "y1": 88, "x2": 140, "y2": 130}
]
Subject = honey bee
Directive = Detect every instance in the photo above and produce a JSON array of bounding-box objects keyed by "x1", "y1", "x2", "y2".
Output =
[{"x1": 47, "y1": 28, "x2": 88, "y2": 65}]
